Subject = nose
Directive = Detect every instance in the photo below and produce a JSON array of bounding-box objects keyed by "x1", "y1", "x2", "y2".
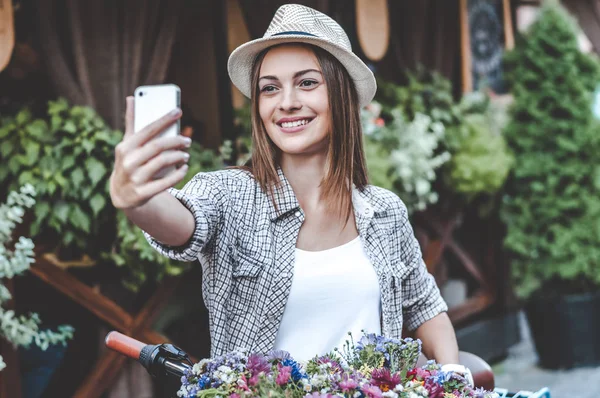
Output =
[{"x1": 279, "y1": 87, "x2": 302, "y2": 112}]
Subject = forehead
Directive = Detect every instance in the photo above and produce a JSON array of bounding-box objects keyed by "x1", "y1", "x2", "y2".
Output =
[{"x1": 259, "y1": 44, "x2": 321, "y2": 77}]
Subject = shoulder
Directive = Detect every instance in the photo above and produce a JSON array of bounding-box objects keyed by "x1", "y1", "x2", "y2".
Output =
[
  {"x1": 360, "y1": 184, "x2": 409, "y2": 220},
  {"x1": 185, "y1": 168, "x2": 256, "y2": 191}
]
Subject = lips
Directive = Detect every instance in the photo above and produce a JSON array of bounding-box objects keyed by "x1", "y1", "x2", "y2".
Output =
[{"x1": 276, "y1": 117, "x2": 315, "y2": 133}]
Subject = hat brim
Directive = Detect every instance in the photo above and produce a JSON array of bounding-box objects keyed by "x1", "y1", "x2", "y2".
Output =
[{"x1": 227, "y1": 35, "x2": 376, "y2": 108}]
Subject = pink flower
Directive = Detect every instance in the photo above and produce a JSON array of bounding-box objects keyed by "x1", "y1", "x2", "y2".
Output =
[
  {"x1": 229, "y1": 394, "x2": 241, "y2": 398},
  {"x1": 275, "y1": 364, "x2": 292, "y2": 386},
  {"x1": 423, "y1": 378, "x2": 445, "y2": 398},
  {"x1": 339, "y1": 376, "x2": 359, "y2": 392},
  {"x1": 370, "y1": 368, "x2": 401, "y2": 392},
  {"x1": 361, "y1": 383, "x2": 383, "y2": 398}
]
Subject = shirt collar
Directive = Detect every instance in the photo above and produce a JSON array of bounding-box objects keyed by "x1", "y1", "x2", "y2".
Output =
[{"x1": 268, "y1": 167, "x2": 390, "y2": 221}]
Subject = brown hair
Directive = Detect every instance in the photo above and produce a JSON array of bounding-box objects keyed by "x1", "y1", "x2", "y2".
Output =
[{"x1": 241, "y1": 43, "x2": 368, "y2": 222}]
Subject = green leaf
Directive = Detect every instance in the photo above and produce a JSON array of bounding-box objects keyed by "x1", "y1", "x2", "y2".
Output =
[
  {"x1": 63, "y1": 120, "x2": 77, "y2": 134},
  {"x1": 47, "y1": 181, "x2": 57, "y2": 195},
  {"x1": 71, "y1": 168, "x2": 85, "y2": 187},
  {"x1": 85, "y1": 158, "x2": 107, "y2": 187},
  {"x1": 18, "y1": 170, "x2": 35, "y2": 185},
  {"x1": 35, "y1": 201, "x2": 51, "y2": 221},
  {"x1": 0, "y1": 125, "x2": 12, "y2": 140},
  {"x1": 90, "y1": 193, "x2": 106, "y2": 216},
  {"x1": 25, "y1": 120, "x2": 49, "y2": 140},
  {"x1": 25, "y1": 142, "x2": 41, "y2": 166},
  {"x1": 54, "y1": 201, "x2": 70, "y2": 223},
  {"x1": 8, "y1": 156, "x2": 22, "y2": 174},
  {"x1": 0, "y1": 139, "x2": 14, "y2": 158},
  {"x1": 63, "y1": 231, "x2": 75, "y2": 245},
  {"x1": 81, "y1": 140, "x2": 95, "y2": 155},
  {"x1": 69, "y1": 204, "x2": 91, "y2": 233},
  {"x1": 62, "y1": 155, "x2": 76, "y2": 171},
  {"x1": 54, "y1": 173, "x2": 68, "y2": 189},
  {"x1": 16, "y1": 109, "x2": 32, "y2": 125}
]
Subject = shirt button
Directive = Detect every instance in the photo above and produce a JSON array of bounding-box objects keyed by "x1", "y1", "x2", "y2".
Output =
[
  {"x1": 364, "y1": 207, "x2": 373, "y2": 216},
  {"x1": 294, "y1": 211, "x2": 301, "y2": 217}
]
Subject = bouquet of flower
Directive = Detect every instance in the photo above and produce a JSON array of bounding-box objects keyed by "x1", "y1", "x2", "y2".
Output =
[{"x1": 178, "y1": 333, "x2": 498, "y2": 398}]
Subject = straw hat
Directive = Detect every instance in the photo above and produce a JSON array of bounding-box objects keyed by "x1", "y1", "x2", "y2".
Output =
[{"x1": 227, "y1": 4, "x2": 376, "y2": 108}]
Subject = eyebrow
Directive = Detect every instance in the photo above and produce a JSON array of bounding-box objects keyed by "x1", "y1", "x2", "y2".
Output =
[{"x1": 259, "y1": 69, "x2": 322, "y2": 82}]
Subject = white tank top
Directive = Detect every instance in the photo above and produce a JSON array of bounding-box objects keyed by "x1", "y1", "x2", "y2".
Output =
[{"x1": 273, "y1": 236, "x2": 381, "y2": 361}]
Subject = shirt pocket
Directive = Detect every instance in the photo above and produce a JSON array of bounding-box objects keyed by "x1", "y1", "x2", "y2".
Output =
[{"x1": 228, "y1": 252, "x2": 264, "y2": 315}]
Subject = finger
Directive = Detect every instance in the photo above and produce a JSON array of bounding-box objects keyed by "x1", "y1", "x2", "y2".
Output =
[
  {"x1": 123, "y1": 135, "x2": 192, "y2": 171},
  {"x1": 130, "y1": 108, "x2": 182, "y2": 147},
  {"x1": 139, "y1": 165, "x2": 189, "y2": 199},
  {"x1": 133, "y1": 150, "x2": 190, "y2": 183},
  {"x1": 124, "y1": 96, "x2": 135, "y2": 139}
]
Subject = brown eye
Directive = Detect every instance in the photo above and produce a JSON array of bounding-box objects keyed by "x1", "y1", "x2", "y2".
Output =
[
  {"x1": 260, "y1": 85, "x2": 277, "y2": 93},
  {"x1": 300, "y1": 80, "x2": 318, "y2": 88}
]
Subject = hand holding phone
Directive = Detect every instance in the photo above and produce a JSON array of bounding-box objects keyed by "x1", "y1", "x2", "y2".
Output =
[
  {"x1": 109, "y1": 86, "x2": 191, "y2": 210},
  {"x1": 134, "y1": 84, "x2": 182, "y2": 179}
]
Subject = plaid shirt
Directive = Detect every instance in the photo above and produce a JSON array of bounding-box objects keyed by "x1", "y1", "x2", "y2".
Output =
[{"x1": 145, "y1": 168, "x2": 447, "y2": 357}]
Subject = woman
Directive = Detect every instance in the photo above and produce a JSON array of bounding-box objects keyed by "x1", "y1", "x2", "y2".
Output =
[{"x1": 109, "y1": 4, "x2": 463, "y2": 372}]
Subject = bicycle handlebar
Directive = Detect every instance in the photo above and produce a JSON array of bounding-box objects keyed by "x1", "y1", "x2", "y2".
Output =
[{"x1": 105, "y1": 331, "x2": 192, "y2": 379}]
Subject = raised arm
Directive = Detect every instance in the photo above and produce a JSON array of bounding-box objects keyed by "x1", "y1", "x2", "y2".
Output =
[{"x1": 109, "y1": 96, "x2": 195, "y2": 247}]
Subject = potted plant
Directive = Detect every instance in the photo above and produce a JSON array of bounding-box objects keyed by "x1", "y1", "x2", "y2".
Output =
[
  {"x1": 0, "y1": 184, "x2": 73, "y2": 371},
  {"x1": 0, "y1": 99, "x2": 121, "y2": 263},
  {"x1": 501, "y1": 0, "x2": 600, "y2": 369}
]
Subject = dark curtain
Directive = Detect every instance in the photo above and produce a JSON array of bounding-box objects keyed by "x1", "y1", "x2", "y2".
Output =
[
  {"x1": 36, "y1": 0, "x2": 183, "y2": 130},
  {"x1": 563, "y1": 0, "x2": 600, "y2": 54},
  {"x1": 374, "y1": 0, "x2": 461, "y2": 85}
]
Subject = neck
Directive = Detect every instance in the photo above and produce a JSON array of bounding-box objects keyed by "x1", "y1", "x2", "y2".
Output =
[{"x1": 280, "y1": 153, "x2": 327, "y2": 211}]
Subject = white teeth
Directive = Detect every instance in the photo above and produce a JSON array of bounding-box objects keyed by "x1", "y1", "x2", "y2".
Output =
[{"x1": 281, "y1": 119, "x2": 310, "y2": 128}]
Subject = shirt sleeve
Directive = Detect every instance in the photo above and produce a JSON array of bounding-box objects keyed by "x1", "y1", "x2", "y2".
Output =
[
  {"x1": 398, "y1": 203, "x2": 448, "y2": 331},
  {"x1": 143, "y1": 172, "x2": 229, "y2": 262}
]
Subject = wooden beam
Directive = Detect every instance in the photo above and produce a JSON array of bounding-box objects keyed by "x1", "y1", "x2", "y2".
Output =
[
  {"x1": 131, "y1": 277, "x2": 181, "y2": 331},
  {"x1": 460, "y1": 0, "x2": 473, "y2": 92},
  {"x1": 30, "y1": 257, "x2": 133, "y2": 330},
  {"x1": 503, "y1": 0, "x2": 515, "y2": 50},
  {"x1": 448, "y1": 291, "x2": 495, "y2": 324},
  {"x1": 73, "y1": 350, "x2": 127, "y2": 398}
]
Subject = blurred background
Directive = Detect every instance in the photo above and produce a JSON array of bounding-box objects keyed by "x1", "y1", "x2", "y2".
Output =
[{"x1": 1, "y1": 0, "x2": 599, "y2": 397}]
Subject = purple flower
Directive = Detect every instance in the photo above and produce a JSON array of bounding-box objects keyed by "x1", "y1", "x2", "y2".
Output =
[
  {"x1": 316, "y1": 355, "x2": 344, "y2": 373},
  {"x1": 361, "y1": 383, "x2": 383, "y2": 398},
  {"x1": 265, "y1": 349, "x2": 291, "y2": 363},
  {"x1": 246, "y1": 353, "x2": 271, "y2": 378}
]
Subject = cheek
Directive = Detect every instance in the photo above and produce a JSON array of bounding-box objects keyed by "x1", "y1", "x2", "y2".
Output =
[{"x1": 258, "y1": 100, "x2": 273, "y2": 126}]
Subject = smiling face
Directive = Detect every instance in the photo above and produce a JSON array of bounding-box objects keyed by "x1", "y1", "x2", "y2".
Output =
[{"x1": 257, "y1": 44, "x2": 330, "y2": 157}]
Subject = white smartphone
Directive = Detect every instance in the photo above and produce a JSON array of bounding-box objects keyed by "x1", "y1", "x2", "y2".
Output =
[{"x1": 134, "y1": 84, "x2": 181, "y2": 179}]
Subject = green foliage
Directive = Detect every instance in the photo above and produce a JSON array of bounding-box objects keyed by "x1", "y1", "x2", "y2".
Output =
[
  {"x1": 104, "y1": 142, "x2": 224, "y2": 292},
  {"x1": 0, "y1": 99, "x2": 121, "y2": 258},
  {"x1": 362, "y1": 107, "x2": 450, "y2": 213},
  {"x1": 375, "y1": 70, "x2": 513, "y2": 205},
  {"x1": 0, "y1": 185, "x2": 74, "y2": 371},
  {"x1": 500, "y1": 0, "x2": 600, "y2": 299},
  {"x1": 443, "y1": 93, "x2": 514, "y2": 199}
]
